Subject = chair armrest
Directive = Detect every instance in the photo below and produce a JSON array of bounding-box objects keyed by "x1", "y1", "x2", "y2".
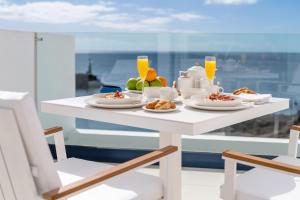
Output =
[
  {"x1": 288, "y1": 125, "x2": 300, "y2": 158},
  {"x1": 43, "y1": 145, "x2": 178, "y2": 200},
  {"x1": 291, "y1": 125, "x2": 300, "y2": 132},
  {"x1": 223, "y1": 150, "x2": 300, "y2": 175},
  {"x1": 44, "y1": 126, "x2": 63, "y2": 136},
  {"x1": 44, "y1": 126, "x2": 66, "y2": 161}
]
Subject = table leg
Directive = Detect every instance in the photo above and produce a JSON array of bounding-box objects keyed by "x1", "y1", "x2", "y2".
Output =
[{"x1": 159, "y1": 132, "x2": 182, "y2": 200}]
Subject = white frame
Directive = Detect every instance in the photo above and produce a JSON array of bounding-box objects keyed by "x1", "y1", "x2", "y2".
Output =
[
  {"x1": 222, "y1": 127, "x2": 300, "y2": 200},
  {"x1": 0, "y1": 109, "x2": 40, "y2": 200},
  {"x1": 45, "y1": 130, "x2": 67, "y2": 162}
]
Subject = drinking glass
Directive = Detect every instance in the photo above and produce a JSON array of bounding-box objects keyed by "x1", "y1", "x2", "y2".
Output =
[
  {"x1": 137, "y1": 56, "x2": 149, "y2": 97},
  {"x1": 205, "y1": 56, "x2": 217, "y2": 92}
]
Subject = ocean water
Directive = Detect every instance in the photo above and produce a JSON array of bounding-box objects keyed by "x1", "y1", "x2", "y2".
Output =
[{"x1": 75, "y1": 51, "x2": 300, "y2": 135}]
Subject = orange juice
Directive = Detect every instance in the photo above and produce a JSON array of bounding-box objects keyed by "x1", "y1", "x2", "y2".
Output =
[
  {"x1": 205, "y1": 60, "x2": 216, "y2": 81},
  {"x1": 137, "y1": 57, "x2": 149, "y2": 81}
]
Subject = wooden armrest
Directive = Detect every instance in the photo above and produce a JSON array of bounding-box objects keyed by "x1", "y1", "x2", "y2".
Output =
[
  {"x1": 223, "y1": 150, "x2": 300, "y2": 175},
  {"x1": 44, "y1": 126, "x2": 63, "y2": 136},
  {"x1": 43, "y1": 145, "x2": 178, "y2": 200},
  {"x1": 291, "y1": 125, "x2": 300, "y2": 132}
]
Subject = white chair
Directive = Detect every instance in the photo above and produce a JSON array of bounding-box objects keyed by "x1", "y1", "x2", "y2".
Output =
[
  {"x1": 0, "y1": 91, "x2": 178, "y2": 200},
  {"x1": 221, "y1": 125, "x2": 300, "y2": 200}
]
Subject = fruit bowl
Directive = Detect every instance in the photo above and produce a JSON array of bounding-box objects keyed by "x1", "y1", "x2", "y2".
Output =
[
  {"x1": 126, "y1": 68, "x2": 166, "y2": 92},
  {"x1": 125, "y1": 88, "x2": 142, "y2": 94}
]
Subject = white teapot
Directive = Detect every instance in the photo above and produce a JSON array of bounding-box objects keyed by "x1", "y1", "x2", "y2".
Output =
[{"x1": 187, "y1": 62, "x2": 206, "y2": 88}]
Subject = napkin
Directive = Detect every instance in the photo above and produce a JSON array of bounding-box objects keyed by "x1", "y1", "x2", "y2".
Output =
[{"x1": 237, "y1": 93, "x2": 272, "y2": 104}]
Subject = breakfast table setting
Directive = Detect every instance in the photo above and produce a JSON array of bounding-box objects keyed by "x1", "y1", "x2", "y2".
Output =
[{"x1": 41, "y1": 56, "x2": 289, "y2": 200}]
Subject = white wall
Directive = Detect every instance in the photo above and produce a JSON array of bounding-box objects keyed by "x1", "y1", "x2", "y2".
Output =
[
  {"x1": 0, "y1": 30, "x2": 75, "y2": 133},
  {"x1": 37, "y1": 32, "x2": 75, "y2": 133},
  {"x1": 0, "y1": 30, "x2": 36, "y2": 98}
]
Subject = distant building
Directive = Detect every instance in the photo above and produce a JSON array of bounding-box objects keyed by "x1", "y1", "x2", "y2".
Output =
[{"x1": 76, "y1": 59, "x2": 101, "y2": 89}]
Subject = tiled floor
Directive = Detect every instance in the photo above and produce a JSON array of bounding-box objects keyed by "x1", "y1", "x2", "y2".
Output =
[{"x1": 138, "y1": 167, "x2": 225, "y2": 200}]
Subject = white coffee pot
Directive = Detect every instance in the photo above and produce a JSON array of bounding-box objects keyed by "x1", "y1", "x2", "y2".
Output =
[{"x1": 187, "y1": 63, "x2": 206, "y2": 88}]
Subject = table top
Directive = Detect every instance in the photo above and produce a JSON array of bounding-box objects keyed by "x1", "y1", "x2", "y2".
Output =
[{"x1": 41, "y1": 96, "x2": 289, "y2": 135}]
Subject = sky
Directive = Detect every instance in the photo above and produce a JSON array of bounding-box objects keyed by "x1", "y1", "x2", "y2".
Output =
[{"x1": 0, "y1": 0, "x2": 299, "y2": 33}]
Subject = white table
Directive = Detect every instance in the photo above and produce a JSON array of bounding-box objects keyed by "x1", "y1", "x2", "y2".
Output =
[{"x1": 41, "y1": 96, "x2": 289, "y2": 200}]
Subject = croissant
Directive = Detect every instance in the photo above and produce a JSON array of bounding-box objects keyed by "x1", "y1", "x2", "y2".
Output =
[
  {"x1": 146, "y1": 100, "x2": 159, "y2": 109},
  {"x1": 154, "y1": 100, "x2": 176, "y2": 110}
]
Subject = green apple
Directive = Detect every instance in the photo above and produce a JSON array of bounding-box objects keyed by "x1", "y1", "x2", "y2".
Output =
[
  {"x1": 150, "y1": 79, "x2": 162, "y2": 87},
  {"x1": 126, "y1": 78, "x2": 138, "y2": 90},
  {"x1": 136, "y1": 80, "x2": 149, "y2": 91}
]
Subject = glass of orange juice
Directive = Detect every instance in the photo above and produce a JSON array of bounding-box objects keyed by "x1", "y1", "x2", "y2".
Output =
[
  {"x1": 137, "y1": 56, "x2": 149, "y2": 95},
  {"x1": 205, "y1": 56, "x2": 217, "y2": 92}
]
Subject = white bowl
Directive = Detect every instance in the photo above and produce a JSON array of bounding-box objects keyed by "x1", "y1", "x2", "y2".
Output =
[
  {"x1": 191, "y1": 95, "x2": 242, "y2": 107},
  {"x1": 143, "y1": 87, "x2": 162, "y2": 100},
  {"x1": 92, "y1": 93, "x2": 142, "y2": 105}
]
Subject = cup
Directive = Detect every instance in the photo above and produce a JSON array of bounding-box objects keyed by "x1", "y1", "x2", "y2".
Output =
[
  {"x1": 143, "y1": 87, "x2": 161, "y2": 101},
  {"x1": 160, "y1": 87, "x2": 178, "y2": 101},
  {"x1": 191, "y1": 89, "x2": 210, "y2": 105},
  {"x1": 211, "y1": 85, "x2": 224, "y2": 94},
  {"x1": 199, "y1": 78, "x2": 210, "y2": 90}
]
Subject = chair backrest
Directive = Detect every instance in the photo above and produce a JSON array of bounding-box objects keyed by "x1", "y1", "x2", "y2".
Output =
[
  {"x1": 0, "y1": 91, "x2": 61, "y2": 195},
  {"x1": 0, "y1": 109, "x2": 39, "y2": 199}
]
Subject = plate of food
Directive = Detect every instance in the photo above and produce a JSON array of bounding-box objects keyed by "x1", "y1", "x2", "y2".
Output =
[
  {"x1": 191, "y1": 93, "x2": 242, "y2": 107},
  {"x1": 183, "y1": 99, "x2": 251, "y2": 111},
  {"x1": 233, "y1": 87, "x2": 256, "y2": 95},
  {"x1": 233, "y1": 87, "x2": 271, "y2": 104},
  {"x1": 143, "y1": 99, "x2": 178, "y2": 113},
  {"x1": 92, "y1": 91, "x2": 142, "y2": 105},
  {"x1": 85, "y1": 98, "x2": 144, "y2": 109}
]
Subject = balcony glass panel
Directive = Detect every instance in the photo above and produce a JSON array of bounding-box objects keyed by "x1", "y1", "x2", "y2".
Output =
[{"x1": 75, "y1": 33, "x2": 300, "y2": 138}]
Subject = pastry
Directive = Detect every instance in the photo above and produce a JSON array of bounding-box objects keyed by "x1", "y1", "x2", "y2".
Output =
[
  {"x1": 145, "y1": 100, "x2": 176, "y2": 110},
  {"x1": 146, "y1": 100, "x2": 159, "y2": 109},
  {"x1": 155, "y1": 100, "x2": 170, "y2": 110},
  {"x1": 233, "y1": 88, "x2": 256, "y2": 95}
]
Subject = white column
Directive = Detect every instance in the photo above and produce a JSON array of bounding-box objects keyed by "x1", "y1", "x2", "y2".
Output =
[
  {"x1": 273, "y1": 115, "x2": 279, "y2": 137},
  {"x1": 159, "y1": 132, "x2": 182, "y2": 200}
]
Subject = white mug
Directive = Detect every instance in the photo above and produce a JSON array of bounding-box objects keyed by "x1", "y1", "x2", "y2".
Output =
[
  {"x1": 211, "y1": 85, "x2": 224, "y2": 94},
  {"x1": 160, "y1": 87, "x2": 178, "y2": 101},
  {"x1": 143, "y1": 87, "x2": 161, "y2": 100},
  {"x1": 190, "y1": 89, "x2": 210, "y2": 105}
]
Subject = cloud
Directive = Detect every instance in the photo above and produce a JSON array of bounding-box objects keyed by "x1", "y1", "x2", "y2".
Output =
[
  {"x1": 0, "y1": 1, "x2": 207, "y2": 32},
  {"x1": 171, "y1": 13, "x2": 204, "y2": 21},
  {"x1": 141, "y1": 17, "x2": 171, "y2": 26},
  {"x1": 139, "y1": 7, "x2": 175, "y2": 15},
  {"x1": 0, "y1": 1, "x2": 115, "y2": 24},
  {"x1": 205, "y1": 0, "x2": 257, "y2": 5}
]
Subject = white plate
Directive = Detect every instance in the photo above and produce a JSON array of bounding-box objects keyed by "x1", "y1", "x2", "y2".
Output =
[
  {"x1": 145, "y1": 97, "x2": 182, "y2": 104},
  {"x1": 183, "y1": 99, "x2": 252, "y2": 111},
  {"x1": 92, "y1": 92, "x2": 142, "y2": 104},
  {"x1": 125, "y1": 88, "x2": 142, "y2": 94},
  {"x1": 142, "y1": 106, "x2": 178, "y2": 113},
  {"x1": 85, "y1": 98, "x2": 144, "y2": 109},
  {"x1": 233, "y1": 93, "x2": 271, "y2": 104},
  {"x1": 191, "y1": 95, "x2": 242, "y2": 107}
]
